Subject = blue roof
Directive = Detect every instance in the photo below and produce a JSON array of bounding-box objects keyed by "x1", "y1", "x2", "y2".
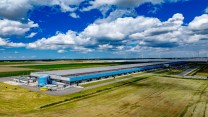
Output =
[{"x1": 68, "y1": 64, "x2": 167, "y2": 82}]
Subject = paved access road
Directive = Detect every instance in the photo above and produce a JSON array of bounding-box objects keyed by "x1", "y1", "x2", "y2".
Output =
[{"x1": 178, "y1": 68, "x2": 197, "y2": 76}]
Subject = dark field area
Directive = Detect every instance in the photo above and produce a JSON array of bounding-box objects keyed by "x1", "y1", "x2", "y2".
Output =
[
  {"x1": 0, "y1": 70, "x2": 34, "y2": 77},
  {"x1": 188, "y1": 63, "x2": 208, "y2": 77},
  {"x1": 194, "y1": 64, "x2": 208, "y2": 76}
]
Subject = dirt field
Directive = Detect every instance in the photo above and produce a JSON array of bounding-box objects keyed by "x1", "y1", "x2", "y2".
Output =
[
  {"x1": 0, "y1": 66, "x2": 34, "y2": 72},
  {"x1": 0, "y1": 75, "x2": 206, "y2": 117}
]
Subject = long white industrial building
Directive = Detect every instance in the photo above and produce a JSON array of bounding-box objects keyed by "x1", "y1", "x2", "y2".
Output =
[{"x1": 30, "y1": 61, "x2": 185, "y2": 83}]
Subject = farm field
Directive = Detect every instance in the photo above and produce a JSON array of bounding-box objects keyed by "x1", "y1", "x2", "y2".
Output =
[
  {"x1": 0, "y1": 61, "x2": 34, "y2": 65},
  {"x1": 28, "y1": 76, "x2": 208, "y2": 117},
  {"x1": 148, "y1": 68, "x2": 184, "y2": 75},
  {"x1": 187, "y1": 63, "x2": 208, "y2": 77},
  {"x1": 1, "y1": 74, "x2": 208, "y2": 117},
  {"x1": 0, "y1": 66, "x2": 35, "y2": 77},
  {"x1": 0, "y1": 66, "x2": 34, "y2": 73},
  {"x1": 195, "y1": 64, "x2": 208, "y2": 76}
]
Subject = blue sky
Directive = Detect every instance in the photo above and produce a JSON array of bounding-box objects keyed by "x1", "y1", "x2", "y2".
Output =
[{"x1": 0, "y1": 0, "x2": 208, "y2": 59}]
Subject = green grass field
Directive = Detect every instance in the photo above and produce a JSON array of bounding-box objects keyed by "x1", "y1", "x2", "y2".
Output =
[
  {"x1": 188, "y1": 63, "x2": 208, "y2": 76},
  {"x1": 1, "y1": 73, "x2": 208, "y2": 117},
  {"x1": 195, "y1": 65, "x2": 208, "y2": 76},
  {"x1": 148, "y1": 68, "x2": 184, "y2": 75},
  {"x1": 0, "y1": 70, "x2": 34, "y2": 77}
]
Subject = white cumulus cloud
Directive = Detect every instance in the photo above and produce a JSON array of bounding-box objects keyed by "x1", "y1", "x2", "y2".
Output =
[
  {"x1": 69, "y1": 13, "x2": 80, "y2": 18},
  {"x1": 0, "y1": 0, "x2": 32, "y2": 20},
  {"x1": 82, "y1": 16, "x2": 160, "y2": 40},
  {"x1": 189, "y1": 14, "x2": 208, "y2": 30},
  {"x1": 0, "y1": 37, "x2": 25, "y2": 47},
  {"x1": 0, "y1": 19, "x2": 38, "y2": 37},
  {"x1": 57, "y1": 49, "x2": 67, "y2": 53},
  {"x1": 98, "y1": 44, "x2": 113, "y2": 50},
  {"x1": 27, "y1": 30, "x2": 91, "y2": 50},
  {"x1": 0, "y1": 0, "x2": 84, "y2": 20},
  {"x1": 83, "y1": 0, "x2": 188, "y2": 11},
  {"x1": 26, "y1": 32, "x2": 37, "y2": 38},
  {"x1": 26, "y1": 13, "x2": 208, "y2": 53}
]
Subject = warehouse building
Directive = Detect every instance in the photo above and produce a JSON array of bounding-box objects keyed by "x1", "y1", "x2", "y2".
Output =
[{"x1": 30, "y1": 61, "x2": 186, "y2": 87}]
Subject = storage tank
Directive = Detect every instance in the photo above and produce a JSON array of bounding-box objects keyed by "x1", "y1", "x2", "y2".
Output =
[{"x1": 38, "y1": 74, "x2": 50, "y2": 87}]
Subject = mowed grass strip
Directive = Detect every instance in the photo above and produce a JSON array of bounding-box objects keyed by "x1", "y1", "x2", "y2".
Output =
[{"x1": 14, "y1": 62, "x2": 140, "y2": 70}]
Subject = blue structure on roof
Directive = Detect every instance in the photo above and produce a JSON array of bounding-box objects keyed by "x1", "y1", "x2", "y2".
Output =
[{"x1": 68, "y1": 61, "x2": 186, "y2": 82}]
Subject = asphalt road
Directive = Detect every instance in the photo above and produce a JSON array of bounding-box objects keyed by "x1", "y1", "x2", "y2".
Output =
[{"x1": 178, "y1": 68, "x2": 197, "y2": 76}]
